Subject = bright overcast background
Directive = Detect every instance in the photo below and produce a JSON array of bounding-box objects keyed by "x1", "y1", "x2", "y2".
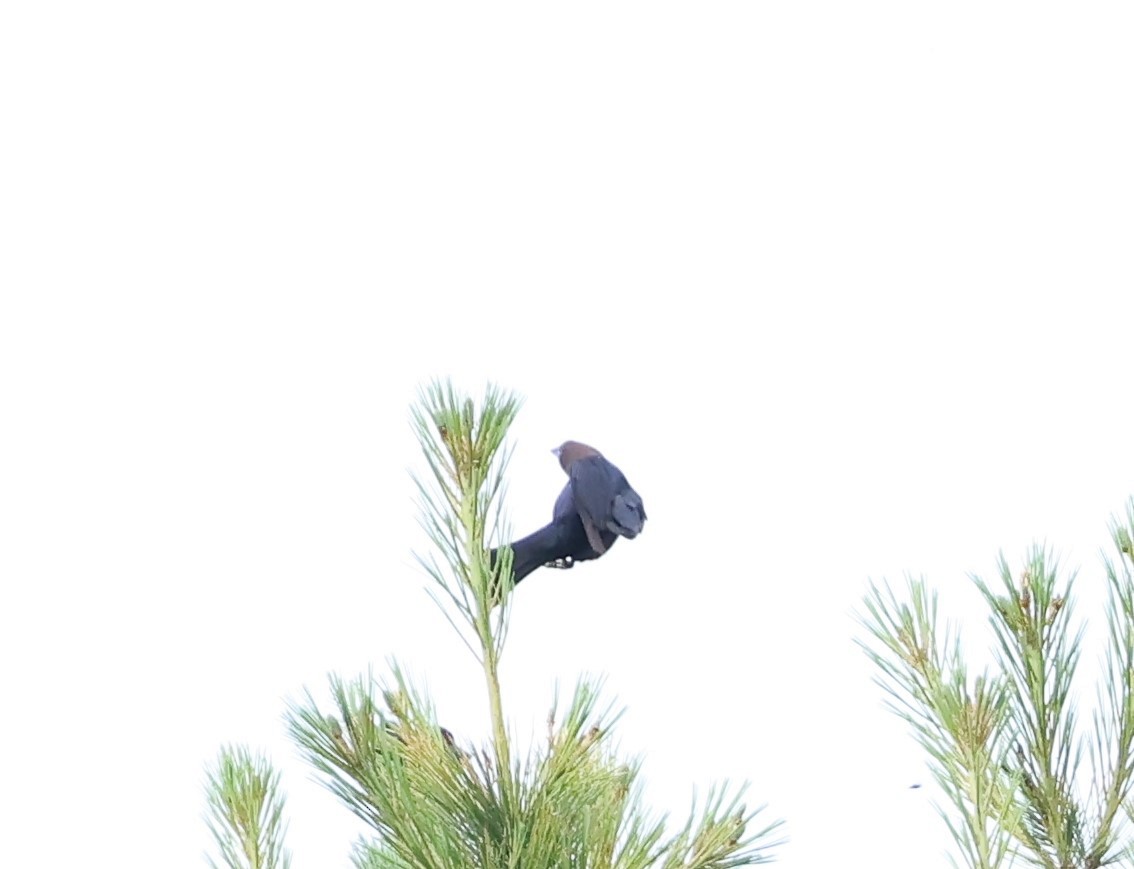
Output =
[{"x1": 3, "y1": 3, "x2": 1133, "y2": 867}]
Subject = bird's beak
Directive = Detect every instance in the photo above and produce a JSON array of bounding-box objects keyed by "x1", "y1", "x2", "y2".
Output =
[{"x1": 550, "y1": 446, "x2": 561, "y2": 457}]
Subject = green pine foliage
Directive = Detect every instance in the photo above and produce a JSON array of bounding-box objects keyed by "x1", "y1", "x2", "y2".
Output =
[
  {"x1": 205, "y1": 380, "x2": 782, "y2": 868},
  {"x1": 859, "y1": 501, "x2": 1134, "y2": 869},
  {"x1": 204, "y1": 745, "x2": 292, "y2": 869}
]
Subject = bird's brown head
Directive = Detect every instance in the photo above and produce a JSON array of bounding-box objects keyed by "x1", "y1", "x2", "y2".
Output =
[{"x1": 552, "y1": 440, "x2": 601, "y2": 471}]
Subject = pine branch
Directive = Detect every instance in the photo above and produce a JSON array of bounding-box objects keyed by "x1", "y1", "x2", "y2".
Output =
[
  {"x1": 974, "y1": 549, "x2": 1085, "y2": 867},
  {"x1": 1085, "y1": 504, "x2": 1134, "y2": 867},
  {"x1": 204, "y1": 746, "x2": 292, "y2": 869},
  {"x1": 859, "y1": 499, "x2": 1134, "y2": 869},
  {"x1": 409, "y1": 379, "x2": 522, "y2": 797},
  {"x1": 858, "y1": 577, "x2": 1018, "y2": 869}
]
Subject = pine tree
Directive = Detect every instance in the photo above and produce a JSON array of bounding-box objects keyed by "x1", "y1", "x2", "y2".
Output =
[
  {"x1": 204, "y1": 380, "x2": 783, "y2": 868},
  {"x1": 859, "y1": 502, "x2": 1134, "y2": 869}
]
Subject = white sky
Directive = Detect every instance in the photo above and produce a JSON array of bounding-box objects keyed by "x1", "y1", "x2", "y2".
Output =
[{"x1": 3, "y1": 2, "x2": 1133, "y2": 867}]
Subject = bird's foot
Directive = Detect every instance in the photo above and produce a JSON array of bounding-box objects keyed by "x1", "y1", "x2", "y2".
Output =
[{"x1": 544, "y1": 556, "x2": 576, "y2": 570}]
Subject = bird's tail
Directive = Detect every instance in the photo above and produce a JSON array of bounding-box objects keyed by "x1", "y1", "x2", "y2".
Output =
[{"x1": 488, "y1": 511, "x2": 611, "y2": 598}]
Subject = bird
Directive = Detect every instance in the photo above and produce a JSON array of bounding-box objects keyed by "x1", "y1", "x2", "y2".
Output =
[{"x1": 491, "y1": 440, "x2": 646, "y2": 587}]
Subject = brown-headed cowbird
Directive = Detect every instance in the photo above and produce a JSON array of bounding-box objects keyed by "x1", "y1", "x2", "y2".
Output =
[{"x1": 492, "y1": 440, "x2": 646, "y2": 587}]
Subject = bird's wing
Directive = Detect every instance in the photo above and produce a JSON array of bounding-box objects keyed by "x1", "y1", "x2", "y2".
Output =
[
  {"x1": 553, "y1": 478, "x2": 608, "y2": 551},
  {"x1": 569, "y1": 456, "x2": 631, "y2": 549}
]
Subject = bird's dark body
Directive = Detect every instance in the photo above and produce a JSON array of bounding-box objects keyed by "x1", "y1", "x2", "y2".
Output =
[
  {"x1": 492, "y1": 440, "x2": 645, "y2": 588},
  {"x1": 566, "y1": 454, "x2": 646, "y2": 551}
]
